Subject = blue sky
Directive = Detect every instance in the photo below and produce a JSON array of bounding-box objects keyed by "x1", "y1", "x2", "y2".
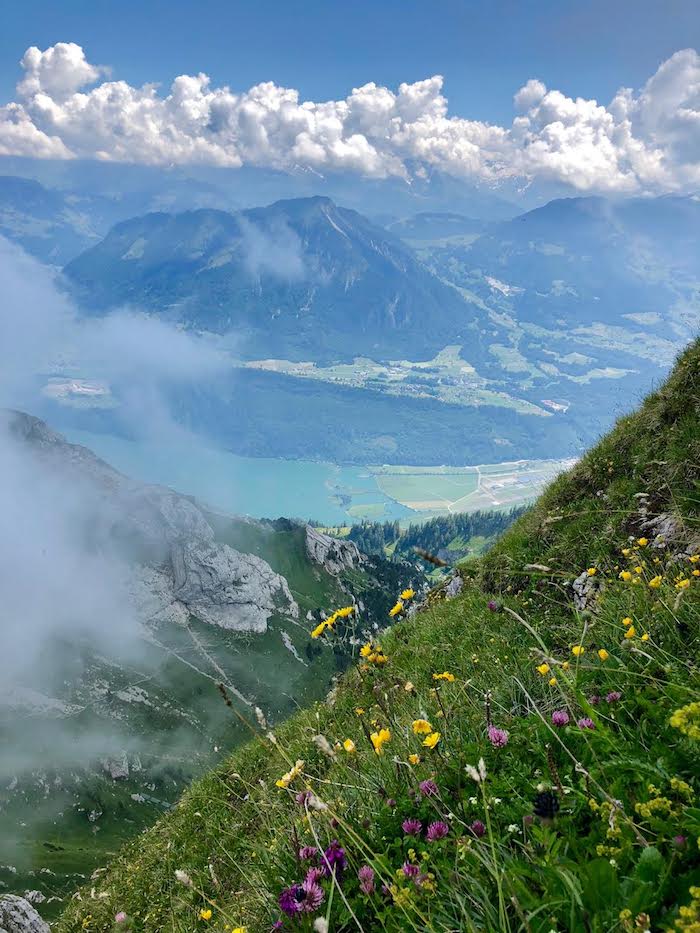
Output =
[
  {"x1": 2, "y1": 0, "x2": 698, "y2": 123},
  {"x1": 0, "y1": 1, "x2": 698, "y2": 196}
]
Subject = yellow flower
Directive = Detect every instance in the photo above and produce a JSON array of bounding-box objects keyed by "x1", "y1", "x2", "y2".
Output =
[
  {"x1": 360, "y1": 643, "x2": 372, "y2": 657},
  {"x1": 624, "y1": 625, "x2": 636, "y2": 639},
  {"x1": 232, "y1": 928, "x2": 247, "y2": 933},
  {"x1": 637, "y1": 537, "x2": 648, "y2": 547},
  {"x1": 676, "y1": 578, "x2": 691, "y2": 590},
  {"x1": 400, "y1": 588, "x2": 416, "y2": 600},
  {"x1": 641, "y1": 633, "x2": 650, "y2": 642},
  {"x1": 621, "y1": 548, "x2": 632, "y2": 557},
  {"x1": 648, "y1": 575, "x2": 663, "y2": 588},
  {"x1": 404, "y1": 681, "x2": 415, "y2": 692},
  {"x1": 622, "y1": 616, "x2": 633, "y2": 627},
  {"x1": 561, "y1": 661, "x2": 570, "y2": 671},
  {"x1": 310, "y1": 621, "x2": 327, "y2": 639},
  {"x1": 325, "y1": 612, "x2": 338, "y2": 626},
  {"x1": 692, "y1": 569, "x2": 700, "y2": 577},
  {"x1": 670, "y1": 702, "x2": 700, "y2": 741},
  {"x1": 412, "y1": 719, "x2": 433, "y2": 735},
  {"x1": 572, "y1": 645, "x2": 585, "y2": 657},
  {"x1": 408, "y1": 753, "x2": 421, "y2": 765},
  {"x1": 536, "y1": 663, "x2": 550, "y2": 676},
  {"x1": 597, "y1": 649, "x2": 610, "y2": 661},
  {"x1": 336, "y1": 606, "x2": 354, "y2": 617},
  {"x1": 389, "y1": 600, "x2": 404, "y2": 617},
  {"x1": 343, "y1": 739, "x2": 356, "y2": 754},
  {"x1": 548, "y1": 677, "x2": 558, "y2": 686},
  {"x1": 634, "y1": 565, "x2": 643, "y2": 574},
  {"x1": 354, "y1": 707, "x2": 365, "y2": 716},
  {"x1": 432, "y1": 671, "x2": 455, "y2": 682},
  {"x1": 370, "y1": 728, "x2": 391, "y2": 755},
  {"x1": 587, "y1": 567, "x2": 597, "y2": 576},
  {"x1": 619, "y1": 570, "x2": 633, "y2": 582},
  {"x1": 200, "y1": 909, "x2": 213, "y2": 921},
  {"x1": 275, "y1": 759, "x2": 305, "y2": 788},
  {"x1": 422, "y1": 731, "x2": 441, "y2": 749},
  {"x1": 690, "y1": 554, "x2": 699, "y2": 563}
]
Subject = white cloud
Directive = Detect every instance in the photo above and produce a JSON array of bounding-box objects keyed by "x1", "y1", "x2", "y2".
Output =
[{"x1": 1, "y1": 42, "x2": 699, "y2": 194}]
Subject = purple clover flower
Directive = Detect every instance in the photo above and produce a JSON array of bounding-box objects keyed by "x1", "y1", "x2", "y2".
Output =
[
  {"x1": 487, "y1": 725, "x2": 509, "y2": 748},
  {"x1": 589, "y1": 695, "x2": 601, "y2": 706},
  {"x1": 298, "y1": 846, "x2": 317, "y2": 861},
  {"x1": 606, "y1": 691, "x2": 622, "y2": 703},
  {"x1": 402, "y1": 818, "x2": 422, "y2": 836},
  {"x1": 358, "y1": 864, "x2": 375, "y2": 894},
  {"x1": 551, "y1": 710, "x2": 570, "y2": 727},
  {"x1": 577, "y1": 717, "x2": 596, "y2": 730},
  {"x1": 402, "y1": 862, "x2": 420, "y2": 878},
  {"x1": 419, "y1": 779, "x2": 439, "y2": 797},
  {"x1": 426, "y1": 820, "x2": 449, "y2": 841},
  {"x1": 470, "y1": 819, "x2": 486, "y2": 838}
]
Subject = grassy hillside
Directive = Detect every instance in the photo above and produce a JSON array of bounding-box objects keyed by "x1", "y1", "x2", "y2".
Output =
[{"x1": 55, "y1": 340, "x2": 700, "y2": 932}]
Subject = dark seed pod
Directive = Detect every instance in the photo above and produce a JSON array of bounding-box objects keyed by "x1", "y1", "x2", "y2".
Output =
[{"x1": 533, "y1": 790, "x2": 560, "y2": 820}]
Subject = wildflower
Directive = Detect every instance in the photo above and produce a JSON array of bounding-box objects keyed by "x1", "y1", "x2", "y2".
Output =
[
  {"x1": 619, "y1": 570, "x2": 633, "y2": 582},
  {"x1": 296, "y1": 790, "x2": 312, "y2": 806},
  {"x1": 487, "y1": 599, "x2": 502, "y2": 612},
  {"x1": 342, "y1": 739, "x2": 356, "y2": 754},
  {"x1": 637, "y1": 537, "x2": 648, "y2": 547},
  {"x1": 548, "y1": 677, "x2": 558, "y2": 686},
  {"x1": 589, "y1": 695, "x2": 601, "y2": 705},
  {"x1": 402, "y1": 818, "x2": 423, "y2": 836},
  {"x1": 572, "y1": 645, "x2": 585, "y2": 657},
  {"x1": 622, "y1": 547, "x2": 632, "y2": 557},
  {"x1": 276, "y1": 759, "x2": 305, "y2": 789},
  {"x1": 279, "y1": 880, "x2": 324, "y2": 915},
  {"x1": 299, "y1": 846, "x2": 317, "y2": 861},
  {"x1": 408, "y1": 753, "x2": 421, "y2": 765},
  {"x1": 426, "y1": 821, "x2": 449, "y2": 841},
  {"x1": 404, "y1": 681, "x2": 415, "y2": 692},
  {"x1": 648, "y1": 575, "x2": 662, "y2": 589},
  {"x1": 587, "y1": 567, "x2": 597, "y2": 576},
  {"x1": 310, "y1": 621, "x2": 327, "y2": 639},
  {"x1": 412, "y1": 719, "x2": 433, "y2": 735},
  {"x1": 336, "y1": 606, "x2": 354, "y2": 617},
  {"x1": 422, "y1": 731, "x2": 441, "y2": 749},
  {"x1": 360, "y1": 643, "x2": 372, "y2": 657},
  {"x1": 622, "y1": 617, "x2": 633, "y2": 627},
  {"x1": 598, "y1": 649, "x2": 610, "y2": 661},
  {"x1": 200, "y1": 909, "x2": 213, "y2": 921},
  {"x1": 561, "y1": 661, "x2": 570, "y2": 671},
  {"x1": 313, "y1": 921, "x2": 329, "y2": 933},
  {"x1": 115, "y1": 914, "x2": 127, "y2": 924},
  {"x1": 693, "y1": 569, "x2": 700, "y2": 577},
  {"x1": 389, "y1": 600, "x2": 404, "y2": 617},
  {"x1": 691, "y1": 555, "x2": 700, "y2": 563},
  {"x1": 676, "y1": 578, "x2": 691, "y2": 590},
  {"x1": 358, "y1": 865, "x2": 375, "y2": 894},
  {"x1": 400, "y1": 588, "x2": 416, "y2": 600},
  {"x1": 487, "y1": 726, "x2": 509, "y2": 748},
  {"x1": 552, "y1": 710, "x2": 570, "y2": 727},
  {"x1": 322, "y1": 840, "x2": 347, "y2": 878},
  {"x1": 641, "y1": 633, "x2": 650, "y2": 642},
  {"x1": 419, "y1": 779, "x2": 439, "y2": 797},
  {"x1": 606, "y1": 691, "x2": 622, "y2": 703},
  {"x1": 370, "y1": 728, "x2": 391, "y2": 755},
  {"x1": 577, "y1": 717, "x2": 596, "y2": 730},
  {"x1": 624, "y1": 625, "x2": 636, "y2": 639},
  {"x1": 175, "y1": 870, "x2": 193, "y2": 888},
  {"x1": 432, "y1": 671, "x2": 455, "y2": 682},
  {"x1": 673, "y1": 835, "x2": 687, "y2": 849},
  {"x1": 402, "y1": 862, "x2": 420, "y2": 878},
  {"x1": 470, "y1": 820, "x2": 486, "y2": 837},
  {"x1": 536, "y1": 663, "x2": 551, "y2": 676},
  {"x1": 670, "y1": 702, "x2": 700, "y2": 741},
  {"x1": 354, "y1": 707, "x2": 365, "y2": 716}
]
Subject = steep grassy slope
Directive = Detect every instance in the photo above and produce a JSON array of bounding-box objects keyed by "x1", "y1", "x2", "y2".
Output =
[{"x1": 55, "y1": 341, "x2": 700, "y2": 932}]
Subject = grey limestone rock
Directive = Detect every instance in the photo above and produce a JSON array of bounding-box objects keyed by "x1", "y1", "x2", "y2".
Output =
[{"x1": 0, "y1": 895, "x2": 50, "y2": 933}]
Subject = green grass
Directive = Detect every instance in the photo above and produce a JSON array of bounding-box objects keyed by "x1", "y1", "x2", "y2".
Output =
[{"x1": 53, "y1": 340, "x2": 700, "y2": 932}]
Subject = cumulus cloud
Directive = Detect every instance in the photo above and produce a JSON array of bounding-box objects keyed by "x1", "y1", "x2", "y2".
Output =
[{"x1": 0, "y1": 42, "x2": 699, "y2": 194}]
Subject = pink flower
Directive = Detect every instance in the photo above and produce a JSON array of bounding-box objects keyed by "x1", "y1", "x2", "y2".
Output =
[
  {"x1": 426, "y1": 820, "x2": 449, "y2": 841},
  {"x1": 487, "y1": 726, "x2": 509, "y2": 748},
  {"x1": 470, "y1": 819, "x2": 486, "y2": 838},
  {"x1": 358, "y1": 864, "x2": 375, "y2": 894},
  {"x1": 577, "y1": 717, "x2": 595, "y2": 730},
  {"x1": 115, "y1": 914, "x2": 127, "y2": 924},
  {"x1": 402, "y1": 818, "x2": 422, "y2": 836},
  {"x1": 551, "y1": 710, "x2": 569, "y2": 727},
  {"x1": 419, "y1": 779, "x2": 439, "y2": 797},
  {"x1": 606, "y1": 691, "x2": 622, "y2": 703}
]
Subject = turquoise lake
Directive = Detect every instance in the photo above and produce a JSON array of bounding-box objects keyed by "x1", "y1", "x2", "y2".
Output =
[{"x1": 64, "y1": 429, "x2": 412, "y2": 524}]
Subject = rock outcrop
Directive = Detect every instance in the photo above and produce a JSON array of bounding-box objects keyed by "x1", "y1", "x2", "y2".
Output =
[
  {"x1": 305, "y1": 526, "x2": 364, "y2": 576},
  {"x1": 3, "y1": 410, "x2": 297, "y2": 632},
  {"x1": 0, "y1": 895, "x2": 50, "y2": 933}
]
